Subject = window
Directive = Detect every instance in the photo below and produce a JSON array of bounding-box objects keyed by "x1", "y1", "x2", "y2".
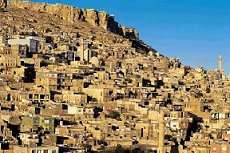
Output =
[
  {"x1": 29, "y1": 94, "x2": 33, "y2": 99},
  {"x1": 32, "y1": 150, "x2": 36, "y2": 153},
  {"x1": 34, "y1": 94, "x2": 39, "y2": 99},
  {"x1": 52, "y1": 150, "x2": 57, "y2": 153},
  {"x1": 40, "y1": 95, "x2": 45, "y2": 99},
  {"x1": 44, "y1": 150, "x2": 48, "y2": 153}
]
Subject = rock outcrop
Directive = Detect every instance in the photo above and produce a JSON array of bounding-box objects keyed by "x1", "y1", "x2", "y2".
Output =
[
  {"x1": 121, "y1": 27, "x2": 139, "y2": 40},
  {"x1": 9, "y1": 1, "x2": 139, "y2": 40}
]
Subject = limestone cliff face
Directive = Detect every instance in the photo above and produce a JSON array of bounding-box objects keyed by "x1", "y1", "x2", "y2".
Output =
[
  {"x1": 9, "y1": 1, "x2": 139, "y2": 40},
  {"x1": 121, "y1": 27, "x2": 139, "y2": 40}
]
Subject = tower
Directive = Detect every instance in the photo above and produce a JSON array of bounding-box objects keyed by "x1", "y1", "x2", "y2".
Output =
[
  {"x1": 217, "y1": 55, "x2": 224, "y2": 74},
  {"x1": 78, "y1": 38, "x2": 92, "y2": 62},
  {"x1": 158, "y1": 110, "x2": 165, "y2": 153}
]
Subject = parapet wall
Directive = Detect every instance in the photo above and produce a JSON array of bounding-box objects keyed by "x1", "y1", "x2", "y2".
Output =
[{"x1": 9, "y1": 1, "x2": 139, "y2": 40}]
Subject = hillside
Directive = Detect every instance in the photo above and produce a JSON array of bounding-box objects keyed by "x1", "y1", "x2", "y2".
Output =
[{"x1": 0, "y1": 1, "x2": 229, "y2": 153}]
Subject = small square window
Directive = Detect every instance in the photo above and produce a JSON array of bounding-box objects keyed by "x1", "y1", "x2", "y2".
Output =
[{"x1": 29, "y1": 94, "x2": 33, "y2": 99}]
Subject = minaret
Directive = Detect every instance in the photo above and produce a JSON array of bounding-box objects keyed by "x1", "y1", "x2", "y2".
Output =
[
  {"x1": 217, "y1": 55, "x2": 224, "y2": 74},
  {"x1": 158, "y1": 110, "x2": 165, "y2": 153}
]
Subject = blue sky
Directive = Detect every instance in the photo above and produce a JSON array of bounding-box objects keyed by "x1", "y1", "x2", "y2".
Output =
[{"x1": 33, "y1": 0, "x2": 230, "y2": 73}]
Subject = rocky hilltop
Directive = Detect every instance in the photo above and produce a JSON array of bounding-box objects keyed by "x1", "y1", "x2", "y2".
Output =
[{"x1": 10, "y1": 1, "x2": 139, "y2": 40}]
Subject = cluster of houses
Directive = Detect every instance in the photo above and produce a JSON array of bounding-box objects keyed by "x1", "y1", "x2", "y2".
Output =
[{"x1": 0, "y1": 1, "x2": 230, "y2": 153}]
